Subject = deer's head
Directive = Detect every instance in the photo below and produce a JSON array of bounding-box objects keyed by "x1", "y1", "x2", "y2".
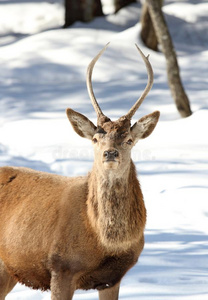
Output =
[{"x1": 67, "y1": 44, "x2": 160, "y2": 174}]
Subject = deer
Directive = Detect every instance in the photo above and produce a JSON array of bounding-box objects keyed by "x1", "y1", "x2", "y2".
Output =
[{"x1": 0, "y1": 43, "x2": 159, "y2": 300}]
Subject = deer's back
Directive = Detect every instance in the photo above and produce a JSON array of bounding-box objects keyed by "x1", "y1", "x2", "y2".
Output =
[{"x1": 0, "y1": 166, "x2": 87, "y2": 213}]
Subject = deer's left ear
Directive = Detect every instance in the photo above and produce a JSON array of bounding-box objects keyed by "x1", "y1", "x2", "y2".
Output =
[
  {"x1": 131, "y1": 111, "x2": 160, "y2": 143},
  {"x1": 66, "y1": 108, "x2": 97, "y2": 139}
]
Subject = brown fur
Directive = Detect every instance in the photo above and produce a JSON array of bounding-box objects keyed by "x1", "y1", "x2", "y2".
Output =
[
  {"x1": 0, "y1": 110, "x2": 159, "y2": 300},
  {"x1": 0, "y1": 163, "x2": 145, "y2": 297},
  {"x1": 87, "y1": 161, "x2": 146, "y2": 251}
]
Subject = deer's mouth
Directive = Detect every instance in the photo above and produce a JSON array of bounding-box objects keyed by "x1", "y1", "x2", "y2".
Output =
[
  {"x1": 104, "y1": 157, "x2": 117, "y2": 162},
  {"x1": 103, "y1": 160, "x2": 119, "y2": 170}
]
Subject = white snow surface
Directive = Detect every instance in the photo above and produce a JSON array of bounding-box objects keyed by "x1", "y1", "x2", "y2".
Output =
[{"x1": 0, "y1": 0, "x2": 208, "y2": 299}]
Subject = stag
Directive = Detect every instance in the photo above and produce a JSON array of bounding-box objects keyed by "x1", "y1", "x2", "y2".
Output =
[{"x1": 0, "y1": 44, "x2": 159, "y2": 300}]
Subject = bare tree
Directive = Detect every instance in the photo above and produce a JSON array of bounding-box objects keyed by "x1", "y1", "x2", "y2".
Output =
[
  {"x1": 114, "y1": 0, "x2": 136, "y2": 13},
  {"x1": 145, "y1": 0, "x2": 192, "y2": 117},
  {"x1": 64, "y1": 0, "x2": 103, "y2": 28},
  {"x1": 140, "y1": 0, "x2": 163, "y2": 51}
]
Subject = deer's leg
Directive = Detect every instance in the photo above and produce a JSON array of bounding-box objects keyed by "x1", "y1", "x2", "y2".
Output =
[
  {"x1": 50, "y1": 270, "x2": 75, "y2": 300},
  {"x1": 0, "y1": 259, "x2": 17, "y2": 300},
  {"x1": 99, "y1": 282, "x2": 120, "y2": 300}
]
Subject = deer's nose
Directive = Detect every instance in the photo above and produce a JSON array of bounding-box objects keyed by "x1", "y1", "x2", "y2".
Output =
[{"x1": 103, "y1": 150, "x2": 119, "y2": 160}]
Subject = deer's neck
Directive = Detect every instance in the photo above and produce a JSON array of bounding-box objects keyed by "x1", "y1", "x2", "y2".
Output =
[{"x1": 87, "y1": 161, "x2": 146, "y2": 252}]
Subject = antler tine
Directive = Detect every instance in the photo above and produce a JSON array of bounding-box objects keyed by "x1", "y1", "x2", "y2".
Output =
[
  {"x1": 86, "y1": 42, "x2": 110, "y2": 118},
  {"x1": 125, "y1": 44, "x2": 154, "y2": 120}
]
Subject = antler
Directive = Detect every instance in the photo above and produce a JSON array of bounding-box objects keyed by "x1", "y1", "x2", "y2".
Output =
[
  {"x1": 86, "y1": 42, "x2": 110, "y2": 119},
  {"x1": 124, "y1": 44, "x2": 154, "y2": 120},
  {"x1": 86, "y1": 43, "x2": 153, "y2": 123}
]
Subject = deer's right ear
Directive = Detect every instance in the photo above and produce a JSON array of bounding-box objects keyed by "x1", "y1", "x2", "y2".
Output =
[{"x1": 66, "y1": 108, "x2": 97, "y2": 140}]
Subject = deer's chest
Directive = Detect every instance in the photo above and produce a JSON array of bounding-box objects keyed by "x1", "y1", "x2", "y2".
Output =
[{"x1": 76, "y1": 250, "x2": 137, "y2": 290}]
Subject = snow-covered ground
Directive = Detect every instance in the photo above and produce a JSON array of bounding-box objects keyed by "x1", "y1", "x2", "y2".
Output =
[{"x1": 0, "y1": 0, "x2": 208, "y2": 299}]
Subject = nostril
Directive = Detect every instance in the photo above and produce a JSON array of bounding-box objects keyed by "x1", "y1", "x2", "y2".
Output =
[
  {"x1": 104, "y1": 151, "x2": 109, "y2": 158},
  {"x1": 113, "y1": 150, "x2": 119, "y2": 157}
]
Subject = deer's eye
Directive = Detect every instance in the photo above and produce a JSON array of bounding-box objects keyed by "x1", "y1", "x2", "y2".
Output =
[
  {"x1": 92, "y1": 138, "x2": 98, "y2": 144},
  {"x1": 127, "y1": 139, "x2": 133, "y2": 145}
]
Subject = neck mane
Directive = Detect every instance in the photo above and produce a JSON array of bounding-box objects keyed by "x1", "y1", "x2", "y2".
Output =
[{"x1": 87, "y1": 161, "x2": 146, "y2": 252}]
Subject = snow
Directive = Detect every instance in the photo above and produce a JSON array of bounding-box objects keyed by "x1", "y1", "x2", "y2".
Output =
[{"x1": 0, "y1": 0, "x2": 208, "y2": 299}]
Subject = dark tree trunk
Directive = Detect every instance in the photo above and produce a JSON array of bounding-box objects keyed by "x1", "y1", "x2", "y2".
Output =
[
  {"x1": 64, "y1": 0, "x2": 104, "y2": 28},
  {"x1": 140, "y1": 1, "x2": 162, "y2": 51},
  {"x1": 114, "y1": 0, "x2": 136, "y2": 13},
  {"x1": 94, "y1": 0, "x2": 103, "y2": 17},
  {"x1": 146, "y1": 0, "x2": 192, "y2": 117}
]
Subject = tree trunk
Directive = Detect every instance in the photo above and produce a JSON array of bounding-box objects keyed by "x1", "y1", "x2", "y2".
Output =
[
  {"x1": 64, "y1": 0, "x2": 103, "y2": 28},
  {"x1": 114, "y1": 0, "x2": 136, "y2": 13},
  {"x1": 146, "y1": 0, "x2": 192, "y2": 117},
  {"x1": 140, "y1": 1, "x2": 163, "y2": 51},
  {"x1": 93, "y1": 0, "x2": 103, "y2": 17}
]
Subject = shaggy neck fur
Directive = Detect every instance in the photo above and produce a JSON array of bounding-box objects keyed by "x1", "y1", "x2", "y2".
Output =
[{"x1": 87, "y1": 161, "x2": 146, "y2": 252}]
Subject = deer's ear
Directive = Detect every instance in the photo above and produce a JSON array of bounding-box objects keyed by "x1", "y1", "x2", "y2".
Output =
[
  {"x1": 66, "y1": 108, "x2": 97, "y2": 139},
  {"x1": 131, "y1": 111, "x2": 160, "y2": 143}
]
